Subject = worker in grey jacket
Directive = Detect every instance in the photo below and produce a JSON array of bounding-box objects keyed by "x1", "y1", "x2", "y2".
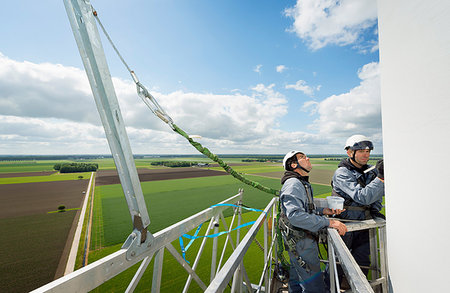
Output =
[
  {"x1": 280, "y1": 151, "x2": 347, "y2": 293},
  {"x1": 331, "y1": 135, "x2": 385, "y2": 286}
]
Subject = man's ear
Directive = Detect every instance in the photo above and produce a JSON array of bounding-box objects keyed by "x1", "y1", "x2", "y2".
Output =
[
  {"x1": 290, "y1": 161, "x2": 297, "y2": 170},
  {"x1": 346, "y1": 149, "x2": 353, "y2": 157}
]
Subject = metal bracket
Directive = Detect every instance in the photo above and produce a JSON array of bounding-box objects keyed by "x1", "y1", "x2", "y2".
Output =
[{"x1": 122, "y1": 229, "x2": 154, "y2": 261}]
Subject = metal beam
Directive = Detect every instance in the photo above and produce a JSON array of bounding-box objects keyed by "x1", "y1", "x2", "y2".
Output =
[{"x1": 63, "y1": 0, "x2": 150, "y2": 233}]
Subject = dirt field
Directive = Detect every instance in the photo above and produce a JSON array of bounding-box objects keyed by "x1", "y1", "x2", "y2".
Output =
[
  {"x1": 0, "y1": 179, "x2": 88, "y2": 292},
  {"x1": 0, "y1": 171, "x2": 57, "y2": 178},
  {"x1": 251, "y1": 168, "x2": 335, "y2": 186},
  {"x1": 0, "y1": 211, "x2": 77, "y2": 293},
  {"x1": 0, "y1": 180, "x2": 88, "y2": 219},
  {"x1": 208, "y1": 163, "x2": 249, "y2": 167},
  {"x1": 96, "y1": 167, "x2": 226, "y2": 186}
]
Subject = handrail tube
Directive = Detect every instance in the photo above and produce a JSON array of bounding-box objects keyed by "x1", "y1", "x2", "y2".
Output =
[
  {"x1": 327, "y1": 228, "x2": 374, "y2": 293},
  {"x1": 345, "y1": 218, "x2": 385, "y2": 232}
]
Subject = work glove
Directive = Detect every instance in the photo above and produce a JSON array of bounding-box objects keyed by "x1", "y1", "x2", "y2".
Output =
[{"x1": 376, "y1": 159, "x2": 384, "y2": 180}]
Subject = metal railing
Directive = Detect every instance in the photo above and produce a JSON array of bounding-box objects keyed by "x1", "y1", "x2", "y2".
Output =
[
  {"x1": 327, "y1": 217, "x2": 389, "y2": 293},
  {"x1": 45, "y1": 2, "x2": 391, "y2": 292},
  {"x1": 31, "y1": 191, "x2": 278, "y2": 293},
  {"x1": 32, "y1": 193, "x2": 388, "y2": 293}
]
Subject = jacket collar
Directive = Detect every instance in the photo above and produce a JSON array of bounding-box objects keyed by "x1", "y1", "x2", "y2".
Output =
[
  {"x1": 281, "y1": 170, "x2": 309, "y2": 185},
  {"x1": 338, "y1": 158, "x2": 369, "y2": 174}
]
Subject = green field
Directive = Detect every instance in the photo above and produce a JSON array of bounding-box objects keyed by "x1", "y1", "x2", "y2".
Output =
[
  {"x1": 93, "y1": 175, "x2": 278, "y2": 247},
  {"x1": 84, "y1": 169, "x2": 332, "y2": 292},
  {"x1": 0, "y1": 155, "x2": 383, "y2": 292},
  {"x1": 0, "y1": 161, "x2": 69, "y2": 173},
  {"x1": 0, "y1": 172, "x2": 92, "y2": 184}
]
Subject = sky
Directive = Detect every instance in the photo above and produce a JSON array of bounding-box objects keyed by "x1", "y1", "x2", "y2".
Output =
[{"x1": 0, "y1": 0, "x2": 382, "y2": 155}]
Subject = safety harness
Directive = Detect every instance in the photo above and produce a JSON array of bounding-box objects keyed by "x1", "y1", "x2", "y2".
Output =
[
  {"x1": 331, "y1": 159, "x2": 380, "y2": 220},
  {"x1": 278, "y1": 178, "x2": 319, "y2": 273}
]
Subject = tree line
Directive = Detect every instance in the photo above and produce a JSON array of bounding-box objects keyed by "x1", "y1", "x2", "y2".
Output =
[
  {"x1": 242, "y1": 159, "x2": 277, "y2": 162},
  {"x1": 54, "y1": 163, "x2": 98, "y2": 173},
  {"x1": 150, "y1": 161, "x2": 201, "y2": 168}
]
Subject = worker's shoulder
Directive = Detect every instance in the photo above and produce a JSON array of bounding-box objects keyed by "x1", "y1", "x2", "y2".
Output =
[
  {"x1": 281, "y1": 177, "x2": 307, "y2": 192},
  {"x1": 333, "y1": 165, "x2": 358, "y2": 181}
]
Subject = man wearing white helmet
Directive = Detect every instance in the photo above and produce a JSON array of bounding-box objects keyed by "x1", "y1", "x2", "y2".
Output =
[
  {"x1": 280, "y1": 151, "x2": 347, "y2": 293},
  {"x1": 331, "y1": 135, "x2": 385, "y2": 288}
]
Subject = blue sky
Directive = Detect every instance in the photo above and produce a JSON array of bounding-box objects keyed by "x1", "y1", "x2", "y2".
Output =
[{"x1": 0, "y1": 0, "x2": 381, "y2": 155}]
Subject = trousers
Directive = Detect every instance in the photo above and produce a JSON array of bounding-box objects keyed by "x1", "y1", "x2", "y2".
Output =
[{"x1": 287, "y1": 236, "x2": 327, "y2": 293}]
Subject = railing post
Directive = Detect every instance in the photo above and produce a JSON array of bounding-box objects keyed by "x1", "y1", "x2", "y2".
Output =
[
  {"x1": 264, "y1": 213, "x2": 269, "y2": 291},
  {"x1": 231, "y1": 202, "x2": 243, "y2": 293},
  {"x1": 151, "y1": 248, "x2": 164, "y2": 293},
  {"x1": 369, "y1": 227, "x2": 380, "y2": 282},
  {"x1": 379, "y1": 225, "x2": 388, "y2": 293},
  {"x1": 328, "y1": 233, "x2": 339, "y2": 293},
  {"x1": 211, "y1": 215, "x2": 219, "y2": 282},
  {"x1": 125, "y1": 255, "x2": 153, "y2": 293}
]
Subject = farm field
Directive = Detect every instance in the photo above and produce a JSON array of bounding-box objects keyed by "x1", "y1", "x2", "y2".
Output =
[
  {"x1": 0, "y1": 155, "x2": 383, "y2": 292},
  {"x1": 95, "y1": 167, "x2": 226, "y2": 186},
  {"x1": 84, "y1": 166, "x2": 333, "y2": 292},
  {"x1": 0, "y1": 161, "x2": 69, "y2": 173},
  {"x1": 0, "y1": 211, "x2": 78, "y2": 293},
  {"x1": 0, "y1": 172, "x2": 92, "y2": 185},
  {"x1": 0, "y1": 178, "x2": 89, "y2": 292}
]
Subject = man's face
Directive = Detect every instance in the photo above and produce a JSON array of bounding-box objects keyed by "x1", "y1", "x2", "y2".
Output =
[
  {"x1": 348, "y1": 149, "x2": 371, "y2": 166},
  {"x1": 295, "y1": 153, "x2": 312, "y2": 172}
]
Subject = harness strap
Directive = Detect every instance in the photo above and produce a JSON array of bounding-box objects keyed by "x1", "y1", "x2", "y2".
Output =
[
  {"x1": 300, "y1": 180, "x2": 315, "y2": 214},
  {"x1": 278, "y1": 215, "x2": 313, "y2": 273},
  {"x1": 331, "y1": 173, "x2": 374, "y2": 220}
]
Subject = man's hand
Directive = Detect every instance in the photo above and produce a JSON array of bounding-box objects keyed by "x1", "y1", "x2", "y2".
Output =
[
  {"x1": 376, "y1": 159, "x2": 384, "y2": 180},
  {"x1": 323, "y1": 208, "x2": 346, "y2": 216},
  {"x1": 329, "y1": 219, "x2": 347, "y2": 236}
]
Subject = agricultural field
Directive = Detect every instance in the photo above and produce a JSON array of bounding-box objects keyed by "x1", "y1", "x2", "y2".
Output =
[
  {"x1": 81, "y1": 159, "x2": 335, "y2": 292},
  {"x1": 0, "y1": 155, "x2": 383, "y2": 292},
  {"x1": 0, "y1": 174, "x2": 89, "y2": 292}
]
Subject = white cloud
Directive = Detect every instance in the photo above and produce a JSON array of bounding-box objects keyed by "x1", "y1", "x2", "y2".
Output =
[
  {"x1": 285, "y1": 80, "x2": 319, "y2": 96},
  {"x1": 285, "y1": 0, "x2": 378, "y2": 51},
  {"x1": 276, "y1": 65, "x2": 287, "y2": 73},
  {"x1": 253, "y1": 64, "x2": 262, "y2": 73},
  {"x1": 0, "y1": 54, "x2": 382, "y2": 155},
  {"x1": 0, "y1": 54, "x2": 301, "y2": 154},
  {"x1": 303, "y1": 61, "x2": 382, "y2": 149},
  {"x1": 0, "y1": 115, "x2": 109, "y2": 154}
]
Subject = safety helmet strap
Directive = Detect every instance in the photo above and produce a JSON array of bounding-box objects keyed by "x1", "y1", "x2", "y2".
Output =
[{"x1": 293, "y1": 157, "x2": 310, "y2": 173}]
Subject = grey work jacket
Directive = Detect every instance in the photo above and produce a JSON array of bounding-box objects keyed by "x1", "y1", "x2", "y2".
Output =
[
  {"x1": 280, "y1": 177, "x2": 329, "y2": 233},
  {"x1": 332, "y1": 165, "x2": 384, "y2": 220}
]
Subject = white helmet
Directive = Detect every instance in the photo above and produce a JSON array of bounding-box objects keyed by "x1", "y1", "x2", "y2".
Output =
[
  {"x1": 282, "y1": 150, "x2": 304, "y2": 170},
  {"x1": 345, "y1": 135, "x2": 374, "y2": 151}
]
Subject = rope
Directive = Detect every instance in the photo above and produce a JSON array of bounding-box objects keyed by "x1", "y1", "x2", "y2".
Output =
[
  {"x1": 92, "y1": 6, "x2": 285, "y2": 266},
  {"x1": 91, "y1": 6, "x2": 279, "y2": 197},
  {"x1": 172, "y1": 124, "x2": 280, "y2": 196}
]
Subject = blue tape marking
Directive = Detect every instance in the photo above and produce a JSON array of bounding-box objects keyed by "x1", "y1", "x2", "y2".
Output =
[
  {"x1": 184, "y1": 223, "x2": 203, "y2": 252},
  {"x1": 179, "y1": 203, "x2": 266, "y2": 263},
  {"x1": 179, "y1": 236, "x2": 188, "y2": 264}
]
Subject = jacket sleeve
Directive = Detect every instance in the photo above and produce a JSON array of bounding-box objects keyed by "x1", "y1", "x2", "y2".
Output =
[
  {"x1": 333, "y1": 167, "x2": 384, "y2": 206},
  {"x1": 280, "y1": 178, "x2": 329, "y2": 233}
]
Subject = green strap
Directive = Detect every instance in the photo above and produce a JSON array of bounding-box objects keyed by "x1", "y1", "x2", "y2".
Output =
[{"x1": 172, "y1": 123, "x2": 280, "y2": 196}]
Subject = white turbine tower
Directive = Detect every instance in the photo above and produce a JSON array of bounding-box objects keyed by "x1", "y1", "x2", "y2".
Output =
[{"x1": 378, "y1": 0, "x2": 450, "y2": 292}]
